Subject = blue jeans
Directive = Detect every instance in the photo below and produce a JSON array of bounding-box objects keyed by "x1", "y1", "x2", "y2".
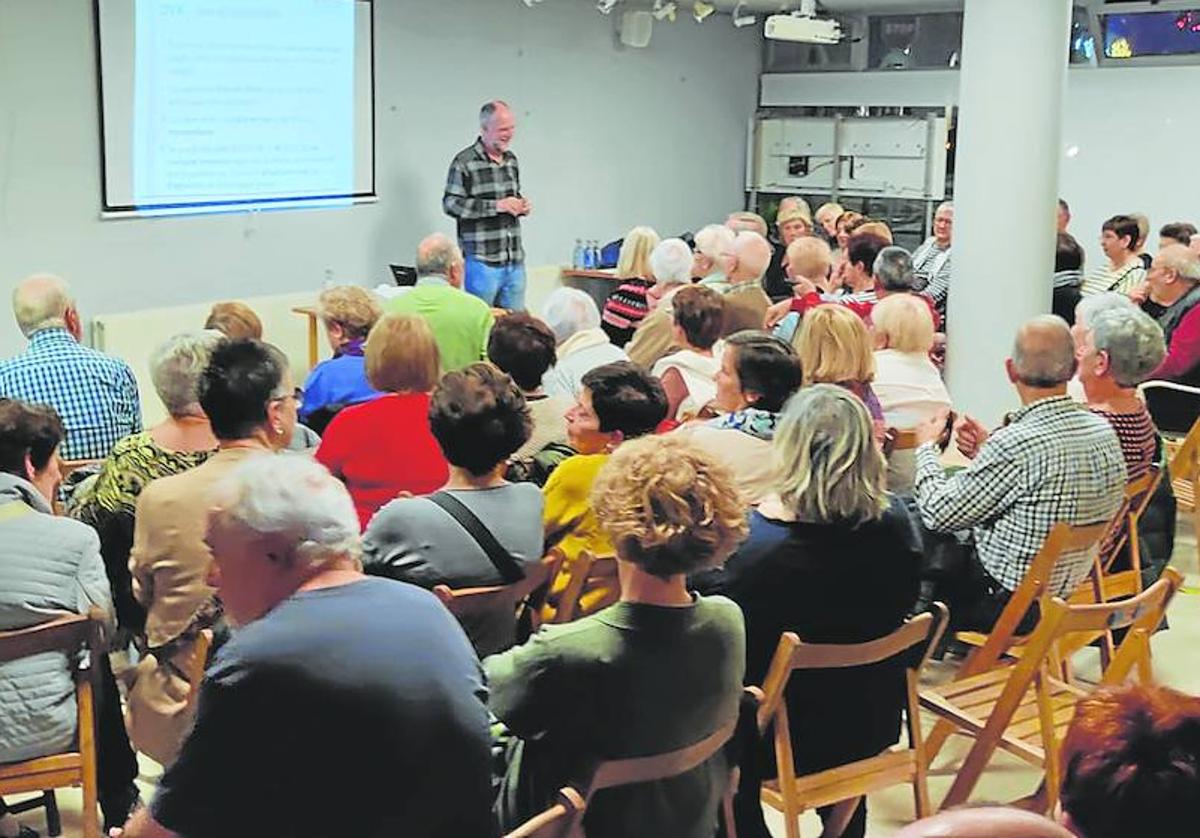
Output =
[{"x1": 465, "y1": 257, "x2": 526, "y2": 310}]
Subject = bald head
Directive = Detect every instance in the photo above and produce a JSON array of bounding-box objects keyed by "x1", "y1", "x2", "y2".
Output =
[
  {"x1": 12, "y1": 274, "x2": 77, "y2": 339},
  {"x1": 727, "y1": 231, "x2": 772, "y2": 284},
  {"x1": 1011, "y1": 315, "x2": 1076, "y2": 389},
  {"x1": 416, "y1": 233, "x2": 465, "y2": 288},
  {"x1": 894, "y1": 807, "x2": 1072, "y2": 838},
  {"x1": 786, "y1": 236, "x2": 832, "y2": 283}
]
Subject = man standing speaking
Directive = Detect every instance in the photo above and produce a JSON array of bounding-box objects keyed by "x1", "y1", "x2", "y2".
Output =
[{"x1": 443, "y1": 101, "x2": 530, "y2": 310}]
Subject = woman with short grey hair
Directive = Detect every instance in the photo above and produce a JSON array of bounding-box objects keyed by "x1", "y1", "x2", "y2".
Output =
[
  {"x1": 694, "y1": 384, "x2": 921, "y2": 838},
  {"x1": 1077, "y1": 307, "x2": 1166, "y2": 481},
  {"x1": 70, "y1": 331, "x2": 223, "y2": 635},
  {"x1": 540, "y1": 287, "x2": 628, "y2": 399}
]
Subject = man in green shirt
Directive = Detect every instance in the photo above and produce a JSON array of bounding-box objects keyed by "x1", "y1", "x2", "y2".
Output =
[{"x1": 388, "y1": 233, "x2": 494, "y2": 372}]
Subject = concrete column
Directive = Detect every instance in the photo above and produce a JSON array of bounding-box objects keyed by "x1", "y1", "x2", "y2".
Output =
[{"x1": 945, "y1": 0, "x2": 1073, "y2": 426}]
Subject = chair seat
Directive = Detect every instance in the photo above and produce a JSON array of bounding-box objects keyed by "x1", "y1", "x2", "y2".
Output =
[
  {"x1": 921, "y1": 663, "x2": 1087, "y2": 768},
  {"x1": 0, "y1": 753, "x2": 83, "y2": 797},
  {"x1": 762, "y1": 749, "x2": 918, "y2": 813}
]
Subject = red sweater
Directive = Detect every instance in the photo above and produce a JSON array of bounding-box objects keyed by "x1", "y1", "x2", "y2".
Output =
[
  {"x1": 316, "y1": 392, "x2": 449, "y2": 530},
  {"x1": 789, "y1": 290, "x2": 942, "y2": 330},
  {"x1": 1151, "y1": 304, "x2": 1200, "y2": 385}
]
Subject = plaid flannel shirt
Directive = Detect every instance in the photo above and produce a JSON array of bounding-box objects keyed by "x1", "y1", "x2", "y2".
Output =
[
  {"x1": 914, "y1": 395, "x2": 1126, "y2": 595},
  {"x1": 442, "y1": 138, "x2": 525, "y2": 266},
  {"x1": 912, "y1": 237, "x2": 952, "y2": 315},
  {"x1": 0, "y1": 329, "x2": 142, "y2": 460}
]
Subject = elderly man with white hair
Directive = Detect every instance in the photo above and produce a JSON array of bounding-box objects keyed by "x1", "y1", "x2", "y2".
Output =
[
  {"x1": 112, "y1": 454, "x2": 496, "y2": 838},
  {"x1": 913, "y1": 316, "x2": 1125, "y2": 631},
  {"x1": 706, "y1": 231, "x2": 773, "y2": 336},
  {"x1": 692, "y1": 223, "x2": 736, "y2": 287},
  {"x1": 626, "y1": 237, "x2": 699, "y2": 368},
  {"x1": 0, "y1": 274, "x2": 141, "y2": 460},
  {"x1": 1141, "y1": 243, "x2": 1200, "y2": 387},
  {"x1": 387, "y1": 232, "x2": 494, "y2": 372},
  {"x1": 540, "y1": 287, "x2": 628, "y2": 399}
]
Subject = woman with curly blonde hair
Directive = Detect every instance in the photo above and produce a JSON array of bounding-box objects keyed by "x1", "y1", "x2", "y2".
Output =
[
  {"x1": 695, "y1": 385, "x2": 920, "y2": 838},
  {"x1": 486, "y1": 434, "x2": 749, "y2": 837}
]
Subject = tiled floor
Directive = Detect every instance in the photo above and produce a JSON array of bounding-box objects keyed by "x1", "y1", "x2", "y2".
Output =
[{"x1": 13, "y1": 518, "x2": 1200, "y2": 837}]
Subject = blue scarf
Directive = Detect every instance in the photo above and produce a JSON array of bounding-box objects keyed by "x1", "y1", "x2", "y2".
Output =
[{"x1": 707, "y1": 408, "x2": 778, "y2": 441}]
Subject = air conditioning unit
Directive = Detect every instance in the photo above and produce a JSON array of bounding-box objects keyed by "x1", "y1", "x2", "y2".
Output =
[{"x1": 764, "y1": 13, "x2": 843, "y2": 45}]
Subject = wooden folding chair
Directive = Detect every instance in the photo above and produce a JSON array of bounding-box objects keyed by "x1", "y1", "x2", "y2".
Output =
[
  {"x1": 432, "y1": 556, "x2": 559, "y2": 620},
  {"x1": 0, "y1": 613, "x2": 104, "y2": 838},
  {"x1": 924, "y1": 520, "x2": 1112, "y2": 764},
  {"x1": 1165, "y1": 415, "x2": 1199, "y2": 554},
  {"x1": 503, "y1": 717, "x2": 739, "y2": 838},
  {"x1": 754, "y1": 606, "x2": 950, "y2": 838},
  {"x1": 547, "y1": 551, "x2": 619, "y2": 625},
  {"x1": 919, "y1": 568, "x2": 1183, "y2": 813}
]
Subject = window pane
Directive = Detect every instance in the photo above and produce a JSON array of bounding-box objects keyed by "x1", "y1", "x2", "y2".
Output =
[{"x1": 1103, "y1": 10, "x2": 1200, "y2": 59}]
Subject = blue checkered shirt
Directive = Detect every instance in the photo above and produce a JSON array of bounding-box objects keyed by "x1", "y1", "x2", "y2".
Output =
[
  {"x1": 0, "y1": 329, "x2": 142, "y2": 460},
  {"x1": 914, "y1": 395, "x2": 1126, "y2": 596},
  {"x1": 443, "y1": 138, "x2": 525, "y2": 266}
]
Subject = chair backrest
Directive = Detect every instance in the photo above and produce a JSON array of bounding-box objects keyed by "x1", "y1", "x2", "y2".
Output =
[
  {"x1": 184, "y1": 629, "x2": 213, "y2": 702},
  {"x1": 0, "y1": 612, "x2": 100, "y2": 665},
  {"x1": 433, "y1": 559, "x2": 557, "y2": 619},
  {"x1": 1168, "y1": 415, "x2": 1200, "y2": 485},
  {"x1": 503, "y1": 720, "x2": 738, "y2": 838},
  {"x1": 550, "y1": 551, "x2": 618, "y2": 625},
  {"x1": 959, "y1": 520, "x2": 1110, "y2": 680},
  {"x1": 1139, "y1": 380, "x2": 1200, "y2": 436},
  {"x1": 756, "y1": 605, "x2": 950, "y2": 734}
]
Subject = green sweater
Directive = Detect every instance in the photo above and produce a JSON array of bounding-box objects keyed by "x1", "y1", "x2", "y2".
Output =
[
  {"x1": 486, "y1": 595, "x2": 745, "y2": 837},
  {"x1": 386, "y1": 279, "x2": 493, "y2": 372}
]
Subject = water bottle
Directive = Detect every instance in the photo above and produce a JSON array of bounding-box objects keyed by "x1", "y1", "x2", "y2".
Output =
[
  {"x1": 589, "y1": 240, "x2": 601, "y2": 270},
  {"x1": 582, "y1": 240, "x2": 595, "y2": 270},
  {"x1": 572, "y1": 239, "x2": 584, "y2": 270}
]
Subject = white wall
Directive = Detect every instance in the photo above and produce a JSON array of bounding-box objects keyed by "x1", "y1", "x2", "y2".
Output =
[{"x1": 0, "y1": 0, "x2": 761, "y2": 358}]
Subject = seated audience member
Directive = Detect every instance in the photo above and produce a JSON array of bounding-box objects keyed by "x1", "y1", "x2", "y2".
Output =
[
  {"x1": 600, "y1": 226, "x2": 661, "y2": 347},
  {"x1": 203, "y1": 301, "x2": 263, "y2": 340},
  {"x1": 540, "y1": 362, "x2": 668, "y2": 621},
  {"x1": 895, "y1": 808, "x2": 1072, "y2": 838},
  {"x1": 725, "y1": 210, "x2": 771, "y2": 238},
  {"x1": 1053, "y1": 232, "x2": 1086, "y2": 325},
  {"x1": 872, "y1": 294, "x2": 952, "y2": 492},
  {"x1": 362, "y1": 364, "x2": 541, "y2": 657},
  {"x1": 299, "y1": 285, "x2": 383, "y2": 432},
  {"x1": 127, "y1": 338, "x2": 298, "y2": 766},
  {"x1": 769, "y1": 237, "x2": 838, "y2": 342},
  {"x1": 767, "y1": 232, "x2": 895, "y2": 332},
  {"x1": 713, "y1": 231, "x2": 774, "y2": 335},
  {"x1": 1081, "y1": 215, "x2": 1146, "y2": 297},
  {"x1": 1075, "y1": 308, "x2": 1165, "y2": 480},
  {"x1": 674, "y1": 331, "x2": 803, "y2": 505},
  {"x1": 0, "y1": 274, "x2": 141, "y2": 461},
  {"x1": 488, "y1": 434, "x2": 747, "y2": 837},
  {"x1": 626, "y1": 237, "x2": 707, "y2": 369},
  {"x1": 694, "y1": 384, "x2": 921, "y2": 838},
  {"x1": 873, "y1": 294, "x2": 950, "y2": 428},
  {"x1": 1068, "y1": 292, "x2": 1136, "y2": 401},
  {"x1": 70, "y1": 332, "x2": 222, "y2": 637},
  {"x1": 911, "y1": 201, "x2": 954, "y2": 318},
  {"x1": 486, "y1": 312, "x2": 571, "y2": 460},
  {"x1": 814, "y1": 201, "x2": 844, "y2": 243},
  {"x1": 1158, "y1": 221, "x2": 1197, "y2": 249},
  {"x1": 113, "y1": 455, "x2": 497, "y2": 838},
  {"x1": 651, "y1": 285, "x2": 724, "y2": 420},
  {"x1": 1131, "y1": 213, "x2": 1152, "y2": 270},
  {"x1": 316, "y1": 314, "x2": 448, "y2": 530},
  {"x1": 1141, "y1": 243, "x2": 1200, "y2": 387},
  {"x1": 832, "y1": 210, "x2": 864, "y2": 259},
  {"x1": 762, "y1": 203, "x2": 814, "y2": 301},
  {"x1": 540, "y1": 288, "x2": 628, "y2": 399},
  {"x1": 691, "y1": 222, "x2": 737, "y2": 286},
  {"x1": 794, "y1": 304, "x2": 886, "y2": 433},
  {"x1": 914, "y1": 316, "x2": 1126, "y2": 630},
  {"x1": 0, "y1": 400, "x2": 139, "y2": 836},
  {"x1": 387, "y1": 232, "x2": 494, "y2": 371},
  {"x1": 1058, "y1": 683, "x2": 1200, "y2": 838}
]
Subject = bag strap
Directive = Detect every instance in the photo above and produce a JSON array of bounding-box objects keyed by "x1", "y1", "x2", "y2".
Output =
[
  {"x1": 1105, "y1": 263, "x2": 1141, "y2": 293},
  {"x1": 427, "y1": 492, "x2": 524, "y2": 584}
]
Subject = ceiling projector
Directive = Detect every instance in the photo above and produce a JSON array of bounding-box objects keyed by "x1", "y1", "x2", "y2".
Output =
[{"x1": 764, "y1": 13, "x2": 843, "y2": 45}]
